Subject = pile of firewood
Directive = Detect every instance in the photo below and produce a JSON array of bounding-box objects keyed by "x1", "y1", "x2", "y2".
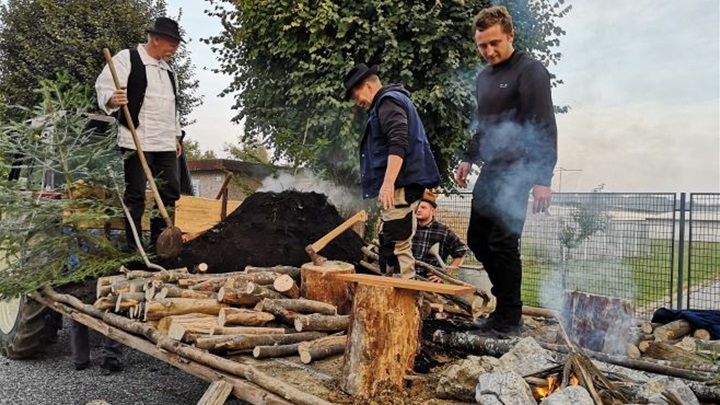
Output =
[
  {"x1": 632, "y1": 319, "x2": 719, "y2": 365},
  {"x1": 94, "y1": 265, "x2": 348, "y2": 364}
]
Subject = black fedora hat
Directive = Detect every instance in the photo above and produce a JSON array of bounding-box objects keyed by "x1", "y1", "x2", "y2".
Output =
[
  {"x1": 343, "y1": 63, "x2": 378, "y2": 100},
  {"x1": 147, "y1": 17, "x2": 185, "y2": 43}
]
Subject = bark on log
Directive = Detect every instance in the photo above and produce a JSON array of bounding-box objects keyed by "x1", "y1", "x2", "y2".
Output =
[
  {"x1": 157, "y1": 313, "x2": 217, "y2": 335},
  {"x1": 97, "y1": 275, "x2": 125, "y2": 298},
  {"x1": 111, "y1": 278, "x2": 147, "y2": 294},
  {"x1": 253, "y1": 343, "x2": 301, "y2": 359},
  {"x1": 294, "y1": 314, "x2": 349, "y2": 332},
  {"x1": 168, "y1": 322, "x2": 215, "y2": 341},
  {"x1": 645, "y1": 341, "x2": 711, "y2": 367},
  {"x1": 254, "y1": 300, "x2": 300, "y2": 325},
  {"x1": 654, "y1": 319, "x2": 693, "y2": 342},
  {"x1": 217, "y1": 287, "x2": 262, "y2": 307},
  {"x1": 256, "y1": 299, "x2": 337, "y2": 316},
  {"x1": 431, "y1": 330, "x2": 518, "y2": 357},
  {"x1": 36, "y1": 289, "x2": 332, "y2": 405},
  {"x1": 94, "y1": 294, "x2": 117, "y2": 311},
  {"x1": 115, "y1": 292, "x2": 146, "y2": 312},
  {"x1": 564, "y1": 291, "x2": 634, "y2": 352},
  {"x1": 197, "y1": 380, "x2": 233, "y2": 405},
  {"x1": 152, "y1": 268, "x2": 191, "y2": 283},
  {"x1": 195, "y1": 331, "x2": 327, "y2": 351},
  {"x1": 218, "y1": 307, "x2": 275, "y2": 327},
  {"x1": 301, "y1": 261, "x2": 354, "y2": 315},
  {"x1": 245, "y1": 266, "x2": 301, "y2": 282},
  {"x1": 245, "y1": 282, "x2": 284, "y2": 300},
  {"x1": 159, "y1": 286, "x2": 216, "y2": 300},
  {"x1": 273, "y1": 275, "x2": 300, "y2": 299},
  {"x1": 123, "y1": 270, "x2": 157, "y2": 279},
  {"x1": 144, "y1": 298, "x2": 226, "y2": 321},
  {"x1": 298, "y1": 335, "x2": 346, "y2": 364},
  {"x1": 210, "y1": 326, "x2": 289, "y2": 335},
  {"x1": 341, "y1": 284, "x2": 420, "y2": 397}
]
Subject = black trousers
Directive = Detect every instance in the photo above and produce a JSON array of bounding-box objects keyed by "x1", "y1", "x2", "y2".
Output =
[
  {"x1": 467, "y1": 163, "x2": 533, "y2": 323},
  {"x1": 121, "y1": 148, "x2": 180, "y2": 249}
]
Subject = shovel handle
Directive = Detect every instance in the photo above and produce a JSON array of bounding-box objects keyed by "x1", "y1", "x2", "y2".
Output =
[
  {"x1": 310, "y1": 210, "x2": 368, "y2": 254},
  {"x1": 102, "y1": 48, "x2": 173, "y2": 227}
]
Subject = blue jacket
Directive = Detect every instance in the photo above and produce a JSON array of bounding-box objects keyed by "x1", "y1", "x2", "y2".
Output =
[{"x1": 360, "y1": 86, "x2": 440, "y2": 199}]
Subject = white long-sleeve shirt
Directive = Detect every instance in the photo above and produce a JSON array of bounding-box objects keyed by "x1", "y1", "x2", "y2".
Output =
[{"x1": 95, "y1": 44, "x2": 180, "y2": 152}]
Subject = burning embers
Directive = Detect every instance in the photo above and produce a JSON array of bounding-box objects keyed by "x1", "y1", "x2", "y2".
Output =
[{"x1": 532, "y1": 374, "x2": 580, "y2": 401}]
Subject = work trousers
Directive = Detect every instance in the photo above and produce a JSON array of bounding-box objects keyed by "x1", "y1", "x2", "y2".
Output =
[
  {"x1": 70, "y1": 320, "x2": 122, "y2": 364},
  {"x1": 378, "y1": 185, "x2": 423, "y2": 278},
  {"x1": 121, "y1": 148, "x2": 180, "y2": 250},
  {"x1": 467, "y1": 163, "x2": 534, "y2": 323}
]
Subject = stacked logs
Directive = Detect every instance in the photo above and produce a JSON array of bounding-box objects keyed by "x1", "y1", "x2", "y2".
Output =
[
  {"x1": 631, "y1": 320, "x2": 719, "y2": 366},
  {"x1": 94, "y1": 265, "x2": 348, "y2": 364}
]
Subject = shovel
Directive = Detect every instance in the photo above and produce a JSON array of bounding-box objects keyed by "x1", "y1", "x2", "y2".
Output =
[{"x1": 102, "y1": 48, "x2": 183, "y2": 260}]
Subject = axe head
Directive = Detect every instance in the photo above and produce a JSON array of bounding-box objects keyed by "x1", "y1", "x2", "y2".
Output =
[{"x1": 305, "y1": 244, "x2": 327, "y2": 266}]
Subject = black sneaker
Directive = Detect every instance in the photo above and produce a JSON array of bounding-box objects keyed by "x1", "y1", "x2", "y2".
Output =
[
  {"x1": 74, "y1": 361, "x2": 90, "y2": 371},
  {"x1": 100, "y1": 357, "x2": 123, "y2": 374},
  {"x1": 471, "y1": 316, "x2": 524, "y2": 334}
]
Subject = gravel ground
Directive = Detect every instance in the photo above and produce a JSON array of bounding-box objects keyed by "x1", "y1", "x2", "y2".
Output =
[{"x1": 0, "y1": 317, "x2": 247, "y2": 405}]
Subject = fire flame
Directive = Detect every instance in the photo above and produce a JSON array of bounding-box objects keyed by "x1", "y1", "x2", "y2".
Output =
[{"x1": 534, "y1": 375, "x2": 580, "y2": 400}]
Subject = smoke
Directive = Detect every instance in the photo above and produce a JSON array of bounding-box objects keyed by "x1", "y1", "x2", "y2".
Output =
[{"x1": 258, "y1": 171, "x2": 363, "y2": 215}]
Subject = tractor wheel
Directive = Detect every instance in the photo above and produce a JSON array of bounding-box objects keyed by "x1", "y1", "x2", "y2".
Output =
[{"x1": 0, "y1": 294, "x2": 55, "y2": 359}]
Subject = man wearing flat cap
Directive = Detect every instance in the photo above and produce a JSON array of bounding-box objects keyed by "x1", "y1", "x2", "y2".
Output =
[
  {"x1": 95, "y1": 17, "x2": 185, "y2": 253},
  {"x1": 343, "y1": 63, "x2": 441, "y2": 279}
]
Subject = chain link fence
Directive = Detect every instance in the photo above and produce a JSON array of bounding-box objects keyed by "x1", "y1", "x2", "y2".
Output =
[{"x1": 435, "y1": 192, "x2": 720, "y2": 318}]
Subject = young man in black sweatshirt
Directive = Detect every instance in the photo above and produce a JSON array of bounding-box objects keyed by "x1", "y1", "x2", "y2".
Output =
[
  {"x1": 455, "y1": 6, "x2": 558, "y2": 333},
  {"x1": 343, "y1": 64, "x2": 441, "y2": 278}
]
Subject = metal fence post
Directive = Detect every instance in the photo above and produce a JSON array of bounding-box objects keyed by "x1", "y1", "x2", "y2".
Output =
[{"x1": 676, "y1": 193, "x2": 686, "y2": 310}]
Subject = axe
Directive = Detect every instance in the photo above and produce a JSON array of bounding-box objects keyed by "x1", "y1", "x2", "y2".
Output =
[{"x1": 305, "y1": 210, "x2": 368, "y2": 266}]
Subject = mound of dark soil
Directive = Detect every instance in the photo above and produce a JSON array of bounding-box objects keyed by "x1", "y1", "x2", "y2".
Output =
[{"x1": 178, "y1": 191, "x2": 365, "y2": 273}]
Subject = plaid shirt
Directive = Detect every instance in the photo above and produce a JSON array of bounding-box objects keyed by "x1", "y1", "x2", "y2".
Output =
[{"x1": 412, "y1": 220, "x2": 469, "y2": 271}]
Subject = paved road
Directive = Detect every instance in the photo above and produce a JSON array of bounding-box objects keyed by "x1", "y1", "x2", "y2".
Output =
[{"x1": 0, "y1": 317, "x2": 246, "y2": 405}]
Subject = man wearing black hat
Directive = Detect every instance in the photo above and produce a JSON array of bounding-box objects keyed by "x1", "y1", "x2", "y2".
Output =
[
  {"x1": 95, "y1": 17, "x2": 185, "y2": 252},
  {"x1": 343, "y1": 63, "x2": 441, "y2": 279}
]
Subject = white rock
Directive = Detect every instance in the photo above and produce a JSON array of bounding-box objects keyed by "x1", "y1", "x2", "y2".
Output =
[
  {"x1": 539, "y1": 385, "x2": 593, "y2": 405},
  {"x1": 638, "y1": 377, "x2": 700, "y2": 405},
  {"x1": 498, "y1": 337, "x2": 556, "y2": 377},
  {"x1": 476, "y1": 369, "x2": 536, "y2": 405},
  {"x1": 436, "y1": 356, "x2": 499, "y2": 401}
]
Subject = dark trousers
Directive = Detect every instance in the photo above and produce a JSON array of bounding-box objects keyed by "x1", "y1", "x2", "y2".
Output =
[
  {"x1": 70, "y1": 321, "x2": 121, "y2": 364},
  {"x1": 121, "y1": 148, "x2": 180, "y2": 250},
  {"x1": 467, "y1": 164, "x2": 533, "y2": 323}
]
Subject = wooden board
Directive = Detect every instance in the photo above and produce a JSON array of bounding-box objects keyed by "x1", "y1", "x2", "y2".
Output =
[
  {"x1": 331, "y1": 273, "x2": 475, "y2": 295},
  {"x1": 175, "y1": 196, "x2": 242, "y2": 234}
]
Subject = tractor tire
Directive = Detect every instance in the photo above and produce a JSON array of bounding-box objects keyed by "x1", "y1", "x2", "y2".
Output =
[{"x1": 0, "y1": 294, "x2": 55, "y2": 359}]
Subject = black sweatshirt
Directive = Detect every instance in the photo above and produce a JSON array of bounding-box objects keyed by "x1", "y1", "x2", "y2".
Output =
[
  {"x1": 372, "y1": 84, "x2": 410, "y2": 158},
  {"x1": 463, "y1": 50, "x2": 558, "y2": 186}
]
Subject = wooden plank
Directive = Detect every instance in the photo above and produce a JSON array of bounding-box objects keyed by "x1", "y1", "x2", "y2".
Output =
[
  {"x1": 331, "y1": 273, "x2": 475, "y2": 295},
  {"x1": 175, "y1": 196, "x2": 242, "y2": 234},
  {"x1": 197, "y1": 380, "x2": 233, "y2": 405}
]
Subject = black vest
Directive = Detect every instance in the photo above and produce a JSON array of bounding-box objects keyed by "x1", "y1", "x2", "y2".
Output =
[{"x1": 117, "y1": 49, "x2": 177, "y2": 129}]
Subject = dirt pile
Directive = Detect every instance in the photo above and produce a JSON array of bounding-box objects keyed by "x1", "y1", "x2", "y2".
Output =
[{"x1": 178, "y1": 191, "x2": 366, "y2": 273}]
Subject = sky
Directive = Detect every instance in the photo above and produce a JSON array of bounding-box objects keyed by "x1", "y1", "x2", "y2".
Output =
[{"x1": 168, "y1": 0, "x2": 720, "y2": 193}]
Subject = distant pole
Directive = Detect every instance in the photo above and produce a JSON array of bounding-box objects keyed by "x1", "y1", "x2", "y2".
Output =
[{"x1": 555, "y1": 167, "x2": 583, "y2": 192}]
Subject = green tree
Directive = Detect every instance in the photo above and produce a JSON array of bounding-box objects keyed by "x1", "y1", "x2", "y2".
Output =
[
  {"x1": 184, "y1": 139, "x2": 218, "y2": 160},
  {"x1": 205, "y1": 0, "x2": 570, "y2": 187},
  {"x1": 0, "y1": 0, "x2": 202, "y2": 125}
]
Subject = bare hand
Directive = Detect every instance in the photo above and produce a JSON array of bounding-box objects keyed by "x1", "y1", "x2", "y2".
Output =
[
  {"x1": 427, "y1": 275, "x2": 444, "y2": 283},
  {"x1": 455, "y1": 161, "x2": 472, "y2": 188},
  {"x1": 532, "y1": 185, "x2": 552, "y2": 213},
  {"x1": 379, "y1": 181, "x2": 395, "y2": 210},
  {"x1": 109, "y1": 88, "x2": 127, "y2": 108}
]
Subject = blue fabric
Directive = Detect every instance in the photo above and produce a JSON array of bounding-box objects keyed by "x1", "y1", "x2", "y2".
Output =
[
  {"x1": 651, "y1": 308, "x2": 720, "y2": 340},
  {"x1": 360, "y1": 90, "x2": 440, "y2": 199}
]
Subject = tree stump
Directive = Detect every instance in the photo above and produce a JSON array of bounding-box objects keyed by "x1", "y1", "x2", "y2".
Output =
[
  {"x1": 563, "y1": 291, "x2": 634, "y2": 353},
  {"x1": 301, "y1": 260, "x2": 354, "y2": 314},
  {"x1": 341, "y1": 284, "x2": 420, "y2": 397}
]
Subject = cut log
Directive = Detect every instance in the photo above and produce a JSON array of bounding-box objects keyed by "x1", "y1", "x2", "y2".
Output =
[
  {"x1": 157, "y1": 313, "x2": 217, "y2": 334},
  {"x1": 160, "y1": 286, "x2": 217, "y2": 300},
  {"x1": 197, "y1": 380, "x2": 233, "y2": 405},
  {"x1": 675, "y1": 336, "x2": 698, "y2": 352},
  {"x1": 563, "y1": 291, "x2": 634, "y2": 352},
  {"x1": 639, "y1": 321, "x2": 659, "y2": 334},
  {"x1": 301, "y1": 261, "x2": 355, "y2": 315},
  {"x1": 253, "y1": 343, "x2": 301, "y2": 359},
  {"x1": 654, "y1": 319, "x2": 693, "y2": 342},
  {"x1": 97, "y1": 275, "x2": 125, "y2": 298},
  {"x1": 115, "y1": 292, "x2": 146, "y2": 312},
  {"x1": 124, "y1": 270, "x2": 156, "y2": 279},
  {"x1": 646, "y1": 341, "x2": 711, "y2": 367},
  {"x1": 153, "y1": 268, "x2": 191, "y2": 283},
  {"x1": 196, "y1": 262, "x2": 209, "y2": 273},
  {"x1": 245, "y1": 265, "x2": 301, "y2": 281},
  {"x1": 253, "y1": 300, "x2": 300, "y2": 324},
  {"x1": 298, "y1": 335, "x2": 347, "y2": 364},
  {"x1": 294, "y1": 314, "x2": 349, "y2": 332},
  {"x1": 210, "y1": 326, "x2": 289, "y2": 335},
  {"x1": 638, "y1": 340, "x2": 652, "y2": 353},
  {"x1": 217, "y1": 287, "x2": 262, "y2": 307},
  {"x1": 218, "y1": 307, "x2": 275, "y2": 327},
  {"x1": 168, "y1": 321, "x2": 215, "y2": 341},
  {"x1": 194, "y1": 331, "x2": 327, "y2": 351},
  {"x1": 256, "y1": 299, "x2": 337, "y2": 315},
  {"x1": 245, "y1": 282, "x2": 284, "y2": 299},
  {"x1": 432, "y1": 330, "x2": 518, "y2": 357},
  {"x1": 626, "y1": 343, "x2": 642, "y2": 359},
  {"x1": 341, "y1": 284, "x2": 420, "y2": 397},
  {"x1": 273, "y1": 275, "x2": 300, "y2": 299},
  {"x1": 144, "y1": 298, "x2": 226, "y2": 321},
  {"x1": 694, "y1": 328, "x2": 711, "y2": 341},
  {"x1": 93, "y1": 294, "x2": 118, "y2": 311},
  {"x1": 111, "y1": 278, "x2": 148, "y2": 294}
]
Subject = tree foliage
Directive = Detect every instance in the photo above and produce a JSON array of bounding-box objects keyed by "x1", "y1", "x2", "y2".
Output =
[
  {"x1": 0, "y1": 0, "x2": 202, "y2": 126},
  {"x1": 206, "y1": 0, "x2": 571, "y2": 188}
]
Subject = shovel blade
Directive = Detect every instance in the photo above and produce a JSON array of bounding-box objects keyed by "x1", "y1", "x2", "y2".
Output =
[{"x1": 156, "y1": 226, "x2": 183, "y2": 260}]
